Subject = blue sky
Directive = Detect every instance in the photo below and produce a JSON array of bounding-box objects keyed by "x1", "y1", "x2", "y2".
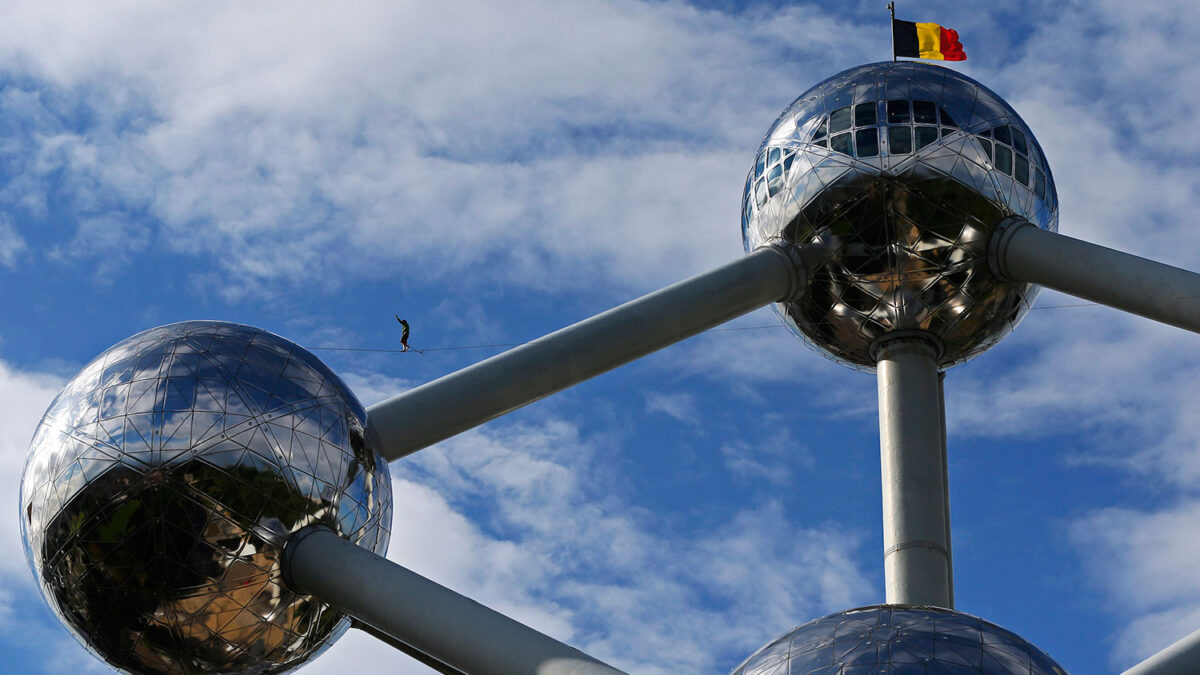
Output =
[{"x1": 2, "y1": 1, "x2": 1200, "y2": 673}]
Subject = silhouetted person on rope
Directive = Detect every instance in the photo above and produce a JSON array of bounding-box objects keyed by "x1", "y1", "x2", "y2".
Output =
[{"x1": 395, "y1": 315, "x2": 411, "y2": 352}]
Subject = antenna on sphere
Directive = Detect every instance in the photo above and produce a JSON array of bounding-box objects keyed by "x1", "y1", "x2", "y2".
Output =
[{"x1": 888, "y1": 2, "x2": 897, "y2": 62}]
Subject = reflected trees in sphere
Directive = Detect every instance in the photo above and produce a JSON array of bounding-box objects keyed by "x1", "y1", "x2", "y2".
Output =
[{"x1": 19, "y1": 321, "x2": 393, "y2": 674}]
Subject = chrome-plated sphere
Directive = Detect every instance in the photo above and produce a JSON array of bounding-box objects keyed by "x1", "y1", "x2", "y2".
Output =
[
  {"x1": 730, "y1": 605, "x2": 1067, "y2": 675},
  {"x1": 19, "y1": 321, "x2": 392, "y2": 674},
  {"x1": 743, "y1": 62, "x2": 1058, "y2": 369}
]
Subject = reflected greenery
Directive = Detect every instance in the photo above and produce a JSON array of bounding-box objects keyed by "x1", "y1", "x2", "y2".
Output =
[{"x1": 22, "y1": 321, "x2": 392, "y2": 674}]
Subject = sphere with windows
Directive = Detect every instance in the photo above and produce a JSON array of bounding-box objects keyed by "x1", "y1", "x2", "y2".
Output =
[{"x1": 742, "y1": 62, "x2": 1058, "y2": 369}]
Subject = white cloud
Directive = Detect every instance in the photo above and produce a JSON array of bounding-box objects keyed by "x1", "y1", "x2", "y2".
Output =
[
  {"x1": 0, "y1": 360, "x2": 63, "y2": 579},
  {"x1": 49, "y1": 213, "x2": 151, "y2": 280},
  {"x1": 1070, "y1": 502, "x2": 1200, "y2": 669},
  {"x1": 0, "y1": 217, "x2": 26, "y2": 269},
  {"x1": 644, "y1": 390, "x2": 701, "y2": 425},
  {"x1": 719, "y1": 426, "x2": 812, "y2": 486},
  {"x1": 301, "y1": 628, "x2": 432, "y2": 675},
  {"x1": 0, "y1": 1, "x2": 862, "y2": 298},
  {"x1": 659, "y1": 315, "x2": 852, "y2": 384},
  {"x1": 946, "y1": 307, "x2": 1190, "y2": 442},
  {"x1": 339, "y1": 370, "x2": 417, "y2": 409}
]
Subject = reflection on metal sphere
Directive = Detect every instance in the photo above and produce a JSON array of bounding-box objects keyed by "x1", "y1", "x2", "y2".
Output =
[
  {"x1": 19, "y1": 321, "x2": 392, "y2": 674},
  {"x1": 743, "y1": 62, "x2": 1058, "y2": 369},
  {"x1": 730, "y1": 605, "x2": 1067, "y2": 675}
]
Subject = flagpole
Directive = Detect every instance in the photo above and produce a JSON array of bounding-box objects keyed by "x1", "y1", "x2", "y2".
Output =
[{"x1": 887, "y1": 2, "x2": 896, "y2": 62}]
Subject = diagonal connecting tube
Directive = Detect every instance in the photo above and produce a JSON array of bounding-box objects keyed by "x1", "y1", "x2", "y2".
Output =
[
  {"x1": 990, "y1": 217, "x2": 1200, "y2": 334},
  {"x1": 366, "y1": 244, "x2": 806, "y2": 461},
  {"x1": 284, "y1": 527, "x2": 629, "y2": 675}
]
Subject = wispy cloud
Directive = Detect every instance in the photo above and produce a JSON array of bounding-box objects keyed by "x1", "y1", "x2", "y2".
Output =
[
  {"x1": 644, "y1": 391, "x2": 701, "y2": 426},
  {"x1": 0, "y1": 1, "x2": 867, "y2": 300},
  {"x1": 392, "y1": 419, "x2": 872, "y2": 673},
  {"x1": 1070, "y1": 502, "x2": 1200, "y2": 669},
  {"x1": 0, "y1": 217, "x2": 26, "y2": 269},
  {"x1": 0, "y1": 360, "x2": 63, "y2": 578},
  {"x1": 720, "y1": 427, "x2": 813, "y2": 486}
]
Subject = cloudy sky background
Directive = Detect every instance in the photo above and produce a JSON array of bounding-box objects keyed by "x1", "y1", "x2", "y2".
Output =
[{"x1": 2, "y1": 1, "x2": 1199, "y2": 673}]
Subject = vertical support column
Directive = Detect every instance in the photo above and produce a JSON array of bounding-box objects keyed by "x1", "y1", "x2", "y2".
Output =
[
  {"x1": 937, "y1": 370, "x2": 954, "y2": 609},
  {"x1": 875, "y1": 334, "x2": 953, "y2": 608}
]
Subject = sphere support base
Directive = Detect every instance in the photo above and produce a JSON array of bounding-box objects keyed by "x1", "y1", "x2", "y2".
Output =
[{"x1": 876, "y1": 335, "x2": 953, "y2": 608}]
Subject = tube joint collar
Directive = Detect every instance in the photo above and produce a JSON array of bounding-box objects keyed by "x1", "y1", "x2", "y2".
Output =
[{"x1": 988, "y1": 217, "x2": 1034, "y2": 282}]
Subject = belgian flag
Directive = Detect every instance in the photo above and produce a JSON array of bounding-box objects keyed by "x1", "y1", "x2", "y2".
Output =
[{"x1": 892, "y1": 19, "x2": 966, "y2": 61}]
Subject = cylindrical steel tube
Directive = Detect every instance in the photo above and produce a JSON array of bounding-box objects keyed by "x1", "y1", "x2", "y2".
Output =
[
  {"x1": 991, "y1": 218, "x2": 1200, "y2": 334},
  {"x1": 1122, "y1": 627, "x2": 1200, "y2": 675},
  {"x1": 284, "y1": 527, "x2": 629, "y2": 675},
  {"x1": 367, "y1": 245, "x2": 804, "y2": 461},
  {"x1": 875, "y1": 335, "x2": 953, "y2": 608}
]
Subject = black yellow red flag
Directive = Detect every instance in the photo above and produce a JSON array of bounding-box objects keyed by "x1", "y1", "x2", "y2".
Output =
[{"x1": 892, "y1": 19, "x2": 966, "y2": 61}]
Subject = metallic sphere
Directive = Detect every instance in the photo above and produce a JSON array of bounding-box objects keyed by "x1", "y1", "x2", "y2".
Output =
[
  {"x1": 19, "y1": 321, "x2": 393, "y2": 674},
  {"x1": 743, "y1": 62, "x2": 1058, "y2": 369},
  {"x1": 730, "y1": 605, "x2": 1067, "y2": 675}
]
